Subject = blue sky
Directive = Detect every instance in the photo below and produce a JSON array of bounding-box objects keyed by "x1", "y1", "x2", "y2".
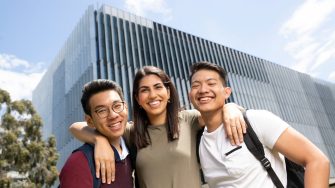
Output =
[{"x1": 1, "y1": 0, "x2": 335, "y2": 100}]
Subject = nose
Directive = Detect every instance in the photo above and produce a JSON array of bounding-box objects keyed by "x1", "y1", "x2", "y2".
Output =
[
  {"x1": 107, "y1": 107, "x2": 119, "y2": 119},
  {"x1": 199, "y1": 84, "x2": 209, "y2": 93},
  {"x1": 148, "y1": 89, "x2": 158, "y2": 99}
]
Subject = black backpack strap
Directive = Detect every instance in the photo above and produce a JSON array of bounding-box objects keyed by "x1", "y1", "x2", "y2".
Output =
[
  {"x1": 243, "y1": 112, "x2": 284, "y2": 188},
  {"x1": 196, "y1": 127, "x2": 206, "y2": 184},
  {"x1": 285, "y1": 158, "x2": 305, "y2": 187},
  {"x1": 73, "y1": 143, "x2": 101, "y2": 188}
]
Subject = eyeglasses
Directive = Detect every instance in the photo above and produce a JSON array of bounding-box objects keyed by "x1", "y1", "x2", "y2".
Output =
[{"x1": 94, "y1": 101, "x2": 125, "y2": 119}]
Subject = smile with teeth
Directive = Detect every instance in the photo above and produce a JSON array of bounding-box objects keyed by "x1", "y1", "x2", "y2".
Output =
[
  {"x1": 198, "y1": 96, "x2": 213, "y2": 103},
  {"x1": 107, "y1": 121, "x2": 122, "y2": 130},
  {"x1": 148, "y1": 100, "x2": 161, "y2": 108}
]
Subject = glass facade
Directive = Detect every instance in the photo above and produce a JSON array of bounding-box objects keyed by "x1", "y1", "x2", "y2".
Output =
[{"x1": 33, "y1": 4, "x2": 335, "y2": 177}]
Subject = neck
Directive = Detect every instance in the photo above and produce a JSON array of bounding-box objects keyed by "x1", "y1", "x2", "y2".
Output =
[
  {"x1": 148, "y1": 112, "x2": 167, "y2": 126},
  {"x1": 202, "y1": 109, "x2": 223, "y2": 133},
  {"x1": 108, "y1": 137, "x2": 122, "y2": 154}
]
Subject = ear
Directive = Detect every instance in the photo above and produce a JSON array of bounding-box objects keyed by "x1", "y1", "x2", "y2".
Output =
[
  {"x1": 85, "y1": 114, "x2": 95, "y2": 128},
  {"x1": 224, "y1": 87, "x2": 232, "y2": 99}
]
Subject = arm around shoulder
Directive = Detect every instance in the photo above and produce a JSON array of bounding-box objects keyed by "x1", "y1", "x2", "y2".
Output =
[
  {"x1": 223, "y1": 103, "x2": 247, "y2": 145},
  {"x1": 274, "y1": 127, "x2": 330, "y2": 188},
  {"x1": 69, "y1": 121, "x2": 102, "y2": 144},
  {"x1": 69, "y1": 121, "x2": 116, "y2": 184}
]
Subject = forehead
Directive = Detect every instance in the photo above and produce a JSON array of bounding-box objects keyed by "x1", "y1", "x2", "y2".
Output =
[
  {"x1": 192, "y1": 69, "x2": 221, "y2": 82},
  {"x1": 139, "y1": 74, "x2": 163, "y2": 86},
  {"x1": 89, "y1": 90, "x2": 122, "y2": 108}
]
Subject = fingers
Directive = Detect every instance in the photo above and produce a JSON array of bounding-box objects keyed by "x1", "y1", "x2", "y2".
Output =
[
  {"x1": 225, "y1": 118, "x2": 244, "y2": 145},
  {"x1": 231, "y1": 122, "x2": 240, "y2": 146},
  {"x1": 100, "y1": 162, "x2": 107, "y2": 183},
  {"x1": 240, "y1": 115, "x2": 247, "y2": 134},
  {"x1": 95, "y1": 160, "x2": 100, "y2": 179},
  {"x1": 95, "y1": 160, "x2": 115, "y2": 184},
  {"x1": 222, "y1": 103, "x2": 246, "y2": 145},
  {"x1": 224, "y1": 118, "x2": 236, "y2": 145},
  {"x1": 105, "y1": 159, "x2": 115, "y2": 183},
  {"x1": 105, "y1": 161, "x2": 113, "y2": 184},
  {"x1": 93, "y1": 137, "x2": 116, "y2": 183},
  {"x1": 111, "y1": 160, "x2": 115, "y2": 183},
  {"x1": 235, "y1": 118, "x2": 243, "y2": 143},
  {"x1": 95, "y1": 160, "x2": 107, "y2": 183}
]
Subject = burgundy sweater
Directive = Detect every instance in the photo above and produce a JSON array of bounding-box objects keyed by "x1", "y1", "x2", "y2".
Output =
[{"x1": 60, "y1": 146, "x2": 133, "y2": 188}]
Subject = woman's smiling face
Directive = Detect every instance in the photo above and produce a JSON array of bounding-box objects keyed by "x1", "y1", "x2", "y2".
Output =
[{"x1": 136, "y1": 74, "x2": 170, "y2": 125}]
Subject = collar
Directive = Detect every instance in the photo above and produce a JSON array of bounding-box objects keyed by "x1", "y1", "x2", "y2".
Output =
[{"x1": 111, "y1": 137, "x2": 129, "y2": 161}]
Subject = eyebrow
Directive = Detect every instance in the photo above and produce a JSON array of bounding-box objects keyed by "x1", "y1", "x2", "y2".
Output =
[
  {"x1": 191, "y1": 78, "x2": 217, "y2": 84},
  {"x1": 94, "y1": 100, "x2": 123, "y2": 109},
  {"x1": 139, "y1": 82, "x2": 164, "y2": 89}
]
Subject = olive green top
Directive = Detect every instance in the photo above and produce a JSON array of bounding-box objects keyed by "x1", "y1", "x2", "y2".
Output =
[{"x1": 135, "y1": 110, "x2": 201, "y2": 188}]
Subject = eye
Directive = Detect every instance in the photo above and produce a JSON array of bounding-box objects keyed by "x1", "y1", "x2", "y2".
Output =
[
  {"x1": 96, "y1": 108, "x2": 107, "y2": 114},
  {"x1": 208, "y1": 81, "x2": 217, "y2": 86},
  {"x1": 139, "y1": 88, "x2": 149, "y2": 93},
  {"x1": 155, "y1": 84, "x2": 164, "y2": 90},
  {"x1": 191, "y1": 83, "x2": 200, "y2": 89},
  {"x1": 113, "y1": 103, "x2": 123, "y2": 110}
]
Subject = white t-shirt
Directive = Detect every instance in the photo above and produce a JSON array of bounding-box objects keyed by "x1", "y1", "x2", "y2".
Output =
[{"x1": 199, "y1": 110, "x2": 290, "y2": 188}]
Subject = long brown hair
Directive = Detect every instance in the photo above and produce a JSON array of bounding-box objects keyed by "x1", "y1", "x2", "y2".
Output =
[{"x1": 132, "y1": 66, "x2": 180, "y2": 149}]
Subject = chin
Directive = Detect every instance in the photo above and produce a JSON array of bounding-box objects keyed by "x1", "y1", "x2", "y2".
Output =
[
  {"x1": 109, "y1": 132, "x2": 124, "y2": 139},
  {"x1": 197, "y1": 107, "x2": 214, "y2": 113},
  {"x1": 148, "y1": 109, "x2": 166, "y2": 116}
]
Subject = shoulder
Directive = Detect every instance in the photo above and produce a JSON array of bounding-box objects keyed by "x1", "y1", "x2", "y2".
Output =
[
  {"x1": 59, "y1": 150, "x2": 92, "y2": 186},
  {"x1": 246, "y1": 109, "x2": 290, "y2": 148},
  {"x1": 246, "y1": 109, "x2": 275, "y2": 120},
  {"x1": 63, "y1": 150, "x2": 89, "y2": 168},
  {"x1": 178, "y1": 109, "x2": 201, "y2": 132},
  {"x1": 246, "y1": 109, "x2": 289, "y2": 128},
  {"x1": 178, "y1": 109, "x2": 200, "y2": 119}
]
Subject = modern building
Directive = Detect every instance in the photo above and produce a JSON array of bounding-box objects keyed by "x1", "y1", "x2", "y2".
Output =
[{"x1": 33, "y1": 4, "x2": 335, "y2": 178}]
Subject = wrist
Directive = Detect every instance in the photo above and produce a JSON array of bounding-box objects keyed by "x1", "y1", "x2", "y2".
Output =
[
  {"x1": 94, "y1": 131, "x2": 108, "y2": 145},
  {"x1": 225, "y1": 103, "x2": 245, "y2": 112}
]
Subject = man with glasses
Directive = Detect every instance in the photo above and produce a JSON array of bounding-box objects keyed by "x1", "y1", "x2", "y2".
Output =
[{"x1": 59, "y1": 79, "x2": 133, "y2": 188}]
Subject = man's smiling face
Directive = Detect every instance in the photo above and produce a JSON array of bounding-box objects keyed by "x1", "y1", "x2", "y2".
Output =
[{"x1": 189, "y1": 69, "x2": 231, "y2": 114}]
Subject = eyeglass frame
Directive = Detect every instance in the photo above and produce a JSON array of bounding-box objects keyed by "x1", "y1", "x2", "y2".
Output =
[{"x1": 94, "y1": 101, "x2": 126, "y2": 119}]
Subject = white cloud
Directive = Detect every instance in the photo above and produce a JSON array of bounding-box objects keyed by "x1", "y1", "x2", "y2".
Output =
[
  {"x1": 0, "y1": 54, "x2": 30, "y2": 70},
  {"x1": 124, "y1": 0, "x2": 172, "y2": 22},
  {"x1": 329, "y1": 71, "x2": 335, "y2": 81},
  {"x1": 0, "y1": 54, "x2": 46, "y2": 101},
  {"x1": 279, "y1": 0, "x2": 335, "y2": 75},
  {"x1": 280, "y1": 0, "x2": 335, "y2": 36}
]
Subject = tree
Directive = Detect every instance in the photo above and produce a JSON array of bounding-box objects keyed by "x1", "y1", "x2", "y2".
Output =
[{"x1": 0, "y1": 88, "x2": 59, "y2": 188}]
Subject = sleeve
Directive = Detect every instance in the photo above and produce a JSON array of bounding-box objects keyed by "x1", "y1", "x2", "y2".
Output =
[
  {"x1": 246, "y1": 110, "x2": 290, "y2": 149},
  {"x1": 59, "y1": 151, "x2": 93, "y2": 188},
  {"x1": 179, "y1": 109, "x2": 201, "y2": 131}
]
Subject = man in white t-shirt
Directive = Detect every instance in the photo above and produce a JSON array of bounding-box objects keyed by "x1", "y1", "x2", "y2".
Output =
[{"x1": 188, "y1": 61, "x2": 330, "y2": 188}]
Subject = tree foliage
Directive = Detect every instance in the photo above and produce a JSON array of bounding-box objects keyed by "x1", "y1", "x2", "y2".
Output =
[{"x1": 0, "y1": 88, "x2": 59, "y2": 188}]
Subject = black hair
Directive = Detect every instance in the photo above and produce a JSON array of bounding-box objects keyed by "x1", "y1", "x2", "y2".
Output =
[
  {"x1": 81, "y1": 79, "x2": 124, "y2": 115},
  {"x1": 190, "y1": 61, "x2": 228, "y2": 86}
]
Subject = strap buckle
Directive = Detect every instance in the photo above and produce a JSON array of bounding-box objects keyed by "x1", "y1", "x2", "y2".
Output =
[{"x1": 261, "y1": 157, "x2": 271, "y2": 170}]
